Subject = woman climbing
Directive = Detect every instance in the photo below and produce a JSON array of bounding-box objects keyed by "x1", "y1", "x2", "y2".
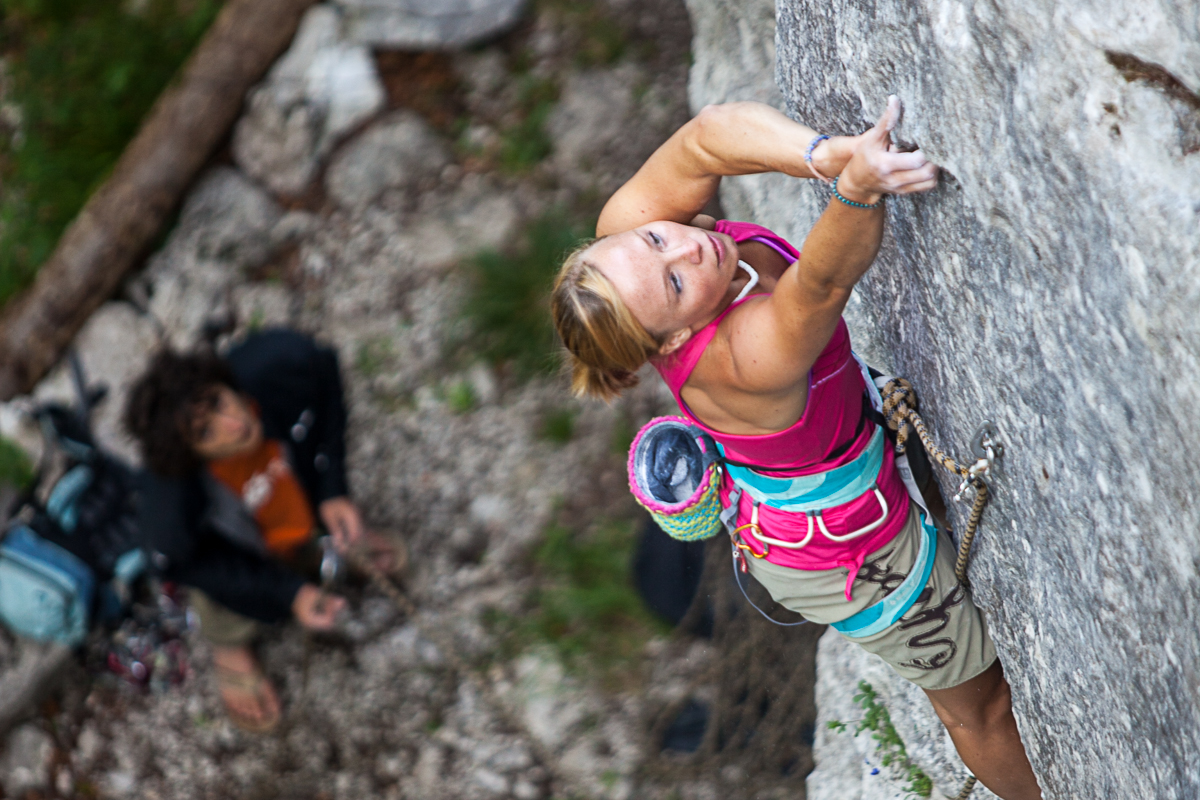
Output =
[{"x1": 551, "y1": 98, "x2": 1042, "y2": 800}]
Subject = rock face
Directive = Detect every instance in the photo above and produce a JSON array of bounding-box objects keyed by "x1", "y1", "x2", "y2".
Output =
[
  {"x1": 688, "y1": 0, "x2": 1200, "y2": 798},
  {"x1": 333, "y1": 0, "x2": 527, "y2": 49}
]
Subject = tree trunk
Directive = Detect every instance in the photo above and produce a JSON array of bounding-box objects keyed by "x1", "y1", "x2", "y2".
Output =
[{"x1": 0, "y1": 0, "x2": 317, "y2": 400}]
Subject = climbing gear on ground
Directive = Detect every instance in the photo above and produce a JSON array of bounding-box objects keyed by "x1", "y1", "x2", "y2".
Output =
[
  {"x1": 877, "y1": 378, "x2": 1001, "y2": 587},
  {"x1": 0, "y1": 523, "x2": 95, "y2": 646},
  {"x1": 805, "y1": 134, "x2": 833, "y2": 183},
  {"x1": 732, "y1": 260, "x2": 760, "y2": 303},
  {"x1": 628, "y1": 417, "x2": 725, "y2": 542},
  {"x1": 0, "y1": 351, "x2": 145, "y2": 646},
  {"x1": 832, "y1": 176, "x2": 881, "y2": 209}
]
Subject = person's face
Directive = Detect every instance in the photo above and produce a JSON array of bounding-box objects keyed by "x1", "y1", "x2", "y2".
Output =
[
  {"x1": 190, "y1": 386, "x2": 262, "y2": 461},
  {"x1": 590, "y1": 221, "x2": 743, "y2": 350}
]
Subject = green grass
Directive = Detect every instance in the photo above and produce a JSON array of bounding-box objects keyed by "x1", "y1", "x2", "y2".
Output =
[
  {"x1": 497, "y1": 518, "x2": 667, "y2": 684},
  {"x1": 0, "y1": 435, "x2": 33, "y2": 489},
  {"x1": 828, "y1": 681, "x2": 934, "y2": 798},
  {"x1": 461, "y1": 211, "x2": 591, "y2": 379},
  {"x1": 354, "y1": 336, "x2": 395, "y2": 378},
  {"x1": 0, "y1": 0, "x2": 222, "y2": 307},
  {"x1": 497, "y1": 75, "x2": 558, "y2": 174},
  {"x1": 443, "y1": 379, "x2": 478, "y2": 414},
  {"x1": 539, "y1": 407, "x2": 576, "y2": 444}
]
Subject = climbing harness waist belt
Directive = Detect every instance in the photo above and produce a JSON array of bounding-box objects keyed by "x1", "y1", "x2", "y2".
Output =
[
  {"x1": 830, "y1": 511, "x2": 937, "y2": 638},
  {"x1": 722, "y1": 426, "x2": 891, "y2": 554},
  {"x1": 721, "y1": 426, "x2": 884, "y2": 511}
]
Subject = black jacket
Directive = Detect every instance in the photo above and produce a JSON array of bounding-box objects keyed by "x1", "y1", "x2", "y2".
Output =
[{"x1": 137, "y1": 330, "x2": 349, "y2": 622}]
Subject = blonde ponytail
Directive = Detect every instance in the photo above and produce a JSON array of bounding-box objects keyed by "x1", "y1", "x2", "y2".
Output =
[{"x1": 551, "y1": 239, "x2": 662, "y2": 401}]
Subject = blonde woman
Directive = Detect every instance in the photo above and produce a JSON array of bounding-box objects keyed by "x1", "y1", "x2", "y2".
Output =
[{"x1": 551, "y1": 98, "x2": 1041, "y2": 800}]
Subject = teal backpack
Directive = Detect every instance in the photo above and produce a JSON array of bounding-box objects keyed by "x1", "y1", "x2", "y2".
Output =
[
  {"x1": 0, "y1": 523, "x2": 95, "y2": 646},
  {"x1": 0, "y1": 351, "x2": 145, "y2": 647}
]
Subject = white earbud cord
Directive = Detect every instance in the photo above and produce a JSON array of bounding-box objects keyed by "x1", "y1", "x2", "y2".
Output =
[{"x1": 733, "y1": 260, "x2": 760, "y2": 304}]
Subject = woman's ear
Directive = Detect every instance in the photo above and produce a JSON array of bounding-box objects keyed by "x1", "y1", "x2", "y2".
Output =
[{"x1": 658, "y1": 327, "x2": 693, "y2": 356}]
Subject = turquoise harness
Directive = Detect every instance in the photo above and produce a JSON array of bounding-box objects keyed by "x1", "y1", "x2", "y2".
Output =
[{"x1": 723, "y1": 357, "x2": 938, "y2": 639}]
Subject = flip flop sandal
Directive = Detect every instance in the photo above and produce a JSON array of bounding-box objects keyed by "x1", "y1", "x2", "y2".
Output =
[{"x1": 214, "y1": 663, "x2": 282, "y2": 734}]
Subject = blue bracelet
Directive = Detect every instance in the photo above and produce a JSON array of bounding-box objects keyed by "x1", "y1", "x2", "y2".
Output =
[
  {"x1": 805, "y1": 134, "x2": 832, "y2": 183},
  {"x1": 832, "y1": 176, "x2": 881, "y2": 209}
]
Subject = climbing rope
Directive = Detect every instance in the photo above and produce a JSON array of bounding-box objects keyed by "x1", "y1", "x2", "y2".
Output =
[
  {"x1": 879, "y1": 378, "x2": 995, "y2": 588},
  {"x1": 881, "y1": 378, "x2": 996, "y2": 799}
]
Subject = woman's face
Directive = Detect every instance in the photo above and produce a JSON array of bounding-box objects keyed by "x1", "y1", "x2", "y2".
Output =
[
  {"x1": 590, "y1": 221, "x2": 742, "y2": 345},
  {"x1": 190, "y1": 386, "x2": 263, "y2": 461}
]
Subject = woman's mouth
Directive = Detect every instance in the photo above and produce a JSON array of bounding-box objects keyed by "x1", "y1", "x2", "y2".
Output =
[{"x1": 707, "y1": 234, "x2": 725, "y2": 267}]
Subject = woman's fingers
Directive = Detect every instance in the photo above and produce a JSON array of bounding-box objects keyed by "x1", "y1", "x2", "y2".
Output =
[
  {"x1": 865, "y1": 95, "x2": 902, "y2": 144},
  {"x1": 886, "y1": 165, "x2": 940, "y2": 194}
]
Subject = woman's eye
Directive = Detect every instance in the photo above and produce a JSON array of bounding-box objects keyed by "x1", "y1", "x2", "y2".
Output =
[
  {"x1": 670, "y1": 273, "x2": 682, "y2": 294},
  {"x1": 650, "y1": 232, "x2": 663, "y2": 246}
]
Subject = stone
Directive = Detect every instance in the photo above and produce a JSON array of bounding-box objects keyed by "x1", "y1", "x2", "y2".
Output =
[
  {"x1": 333, "y1": 0, "x2": 527, "y2": 49},
  {"x1": 233, "y1": 4, "x2": 385, "y2": 196},
  {"x1": 31, "y1": 301, "x2": 162, "y2": 465},
  {"x1": 0, "y1": 724, "x2": 54, "y2": 794},
  {"x1": 688, "y1": 0, "x2": 1200, "y2": 798},
  {"x1": 325, "y1": 110, "x2": 451, "y2": 209},
  {"x1": 141, "y1": 167, "x2": 283, "y2": 348}
]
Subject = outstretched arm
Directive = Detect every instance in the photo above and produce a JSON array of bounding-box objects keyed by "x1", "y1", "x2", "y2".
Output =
[
  {"x1": 597, "y1": 102, "x2": 857, "y2": 236},
  {"x1": 724, "y1": 98, "x2": 936, "y2": 398}
]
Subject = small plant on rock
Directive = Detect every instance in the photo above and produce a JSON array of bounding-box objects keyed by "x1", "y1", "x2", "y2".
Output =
[
  {"x1": 827, "y1": 681, "x2": 933, "y2": 798},
  {"x1": 0, "y1": 436, "x2": 33, "y2": 490}
]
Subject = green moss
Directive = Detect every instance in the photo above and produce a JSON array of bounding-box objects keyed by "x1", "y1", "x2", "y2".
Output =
[
  {"x1": 539, "y1": 407, "x2": 576, "y2": 445},
  {"x1": 461, "y1": 211, "x2": 591, "y2": 379},
  {"x1": 828, "y1": 681, "x2": 934, "y2": 798},
  {"x1": 0, "y1": 0, "x2": 222, "y2": 307},
  {"x1": 354, "y1": 336, "x2": 394, "y2": 378},
  {"x1": 443, "y1": 379, "x2": 478, "y2": 414},
  {"x1": 497, "y1": 75, "x2": 558, "y2": 174},
  {"x1": 0, "y1": 435, "x2": 33, "y2": 489},
  {"x1": 519, "y1": 519, "x2": 667, "y2": 680}
]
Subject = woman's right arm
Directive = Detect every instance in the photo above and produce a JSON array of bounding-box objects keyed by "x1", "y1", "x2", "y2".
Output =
[
  {"x1": 597, "y1": 102, "x2": 858, "y2": 236},
  {"x1": 714, "y1": 99, "x2": 937, "y2": 402}
]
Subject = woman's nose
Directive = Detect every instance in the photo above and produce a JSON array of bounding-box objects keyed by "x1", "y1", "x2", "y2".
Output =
[{"x1": 669, "y1": 236, "x2": 703, "y2": 264}]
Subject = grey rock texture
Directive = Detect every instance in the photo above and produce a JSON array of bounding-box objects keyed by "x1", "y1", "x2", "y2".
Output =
[
  {"x1": 325, "y1": 110, "x2": 451, "y2": 209},
  {"x1": 0, "y1": 723, "x2": 54, "y2": 794},
  {"x1": 690, "y1": 0, "x2": 1200, "y2": 798},
  {"x1": 232, "y1": 4, "x2": 385, "y2": 196},
  {"x1": 333, "y1": 0, "x2": 527, "y2": 49},
  {"x1": 808, "y1": 630, "x2": 998, "y2": 800}
]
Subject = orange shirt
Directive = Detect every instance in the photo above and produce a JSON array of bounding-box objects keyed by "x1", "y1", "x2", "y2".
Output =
[{"x1": 209, "y1": 439, "x2": 315, "y2": 557}]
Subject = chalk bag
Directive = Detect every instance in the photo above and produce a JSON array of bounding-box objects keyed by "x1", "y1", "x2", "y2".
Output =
[{"x1": 627, "y1": 416, "x2": 724, "y2": 542}]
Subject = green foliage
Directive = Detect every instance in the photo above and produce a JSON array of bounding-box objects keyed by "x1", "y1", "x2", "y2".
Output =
[
  {"x1": 0, "y1": 0, "x2": 221, "y2": 307},
  {"x1": 513, "y1": 519, "x2": 667, "y2": 681},
  {"x1": 462, "y1": 211, "x2": 590, "y2": 379},
  {"x1": 827, "y1": 681, "x2": 933, "y2": 798},
  {"x1": 444, "y1": 380, "x2": 478, "y2": 414},
  {"x1": 536, "y1": 0, "x2": 628, "y2": 67},
  {"x1": 354, "y1": 336, "x2": 394, "y2": 378},
  {"x1": 497, "y1": 75, "x2": 558, "y2": 173},
  {"x1": 539, "y1": 407, "x2": 576, "y2": 444},
  {"x1": 0, "y1": 435, "x2": 33, "y2": 489}
]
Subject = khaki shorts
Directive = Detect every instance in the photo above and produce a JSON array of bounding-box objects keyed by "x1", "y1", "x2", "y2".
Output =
[{"x1": 746, "y1": 504, "x2": 996, "y2": 691}]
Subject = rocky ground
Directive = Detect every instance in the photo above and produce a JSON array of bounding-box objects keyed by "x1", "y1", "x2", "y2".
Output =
[{"x1": 0, "y1": 2, "x2": 823, "y2": 799}]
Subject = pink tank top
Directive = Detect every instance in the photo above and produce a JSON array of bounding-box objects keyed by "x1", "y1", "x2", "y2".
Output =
[{"x1": 652, "y1": 220, "x2": 909, "y2": 599}]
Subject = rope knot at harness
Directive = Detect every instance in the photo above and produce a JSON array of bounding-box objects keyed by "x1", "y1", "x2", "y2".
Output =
[{"x1": 878, "y1": 378, "x2": 996, "y2": 590}]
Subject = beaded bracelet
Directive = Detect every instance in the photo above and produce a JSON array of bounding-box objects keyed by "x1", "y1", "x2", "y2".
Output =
[
  {"x1": 832, "y1": 176, "x2": 881, "y2": 209},
  {"x1": 804, "y1": 134, "x2": 834, "y2": 184}
]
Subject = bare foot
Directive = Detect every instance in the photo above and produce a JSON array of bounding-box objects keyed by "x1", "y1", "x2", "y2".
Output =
[{"x1": 212, "y1": 645, "x2": 281, "y2": 733}]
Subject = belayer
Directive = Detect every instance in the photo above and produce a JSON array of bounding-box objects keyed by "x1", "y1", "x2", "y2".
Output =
[{"x1": 551, "y1": 98, "x2": 1042, "y2": 800}]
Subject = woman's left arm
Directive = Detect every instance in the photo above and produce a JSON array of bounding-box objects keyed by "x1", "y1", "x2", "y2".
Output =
[{"x1": 598, "y1": 102, "x2": 850, "y2": 235}]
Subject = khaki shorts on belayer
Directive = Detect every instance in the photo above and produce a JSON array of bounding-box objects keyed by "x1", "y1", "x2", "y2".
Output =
[{"x1": 745, "y1": 504, "x2": 997, "y2": 691}]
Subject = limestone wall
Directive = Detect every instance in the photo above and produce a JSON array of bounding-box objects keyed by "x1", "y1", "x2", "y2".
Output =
[{"x1": 684, "y1": 0, "x2": 1200, "y2": 797}]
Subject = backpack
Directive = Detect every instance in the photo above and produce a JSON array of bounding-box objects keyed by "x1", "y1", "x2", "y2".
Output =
[{"x1": 0, "y1": 353, "x2": 145, "y2": 646}]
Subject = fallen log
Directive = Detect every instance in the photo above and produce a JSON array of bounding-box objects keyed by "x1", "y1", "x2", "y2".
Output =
[{"x1": 0, "y1": 0, "x2": 317, "y2": 400}]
